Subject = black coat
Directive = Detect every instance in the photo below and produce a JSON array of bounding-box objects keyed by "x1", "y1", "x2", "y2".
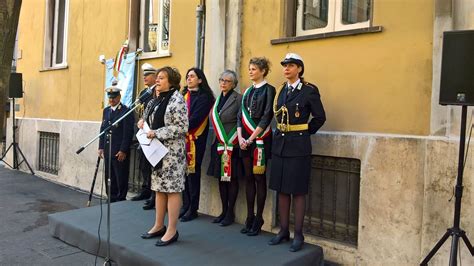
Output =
[
  {"x1": 272, "y1": 82, "x2": 326, "y2": 157},
  {"x1": 98, "y1": 103, "x2": 135, "y2": 157},
  {"x1": 237, "y1": 83, "x2": 276, "y2": 130}
]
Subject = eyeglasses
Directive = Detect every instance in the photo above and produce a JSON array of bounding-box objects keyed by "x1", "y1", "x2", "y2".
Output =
[{"x1": 219, "y1": 78, "x2": 233, "y2": 84}]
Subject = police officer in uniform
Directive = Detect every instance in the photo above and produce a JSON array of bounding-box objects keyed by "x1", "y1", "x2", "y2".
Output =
[
  {"x1": 98, "y1": 84, "x2": 135, "y2": 202},
  {"x1": 268, "y1": 53, "x2": 326, "y2": 252},
  {"x1": 131, "y1": 63, "x2": 158, "y2": 210}
]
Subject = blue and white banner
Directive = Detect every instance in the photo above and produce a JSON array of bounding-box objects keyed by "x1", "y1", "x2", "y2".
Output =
[{"x1": 104, "y1": 52, "x2": 136, "y2": 107}]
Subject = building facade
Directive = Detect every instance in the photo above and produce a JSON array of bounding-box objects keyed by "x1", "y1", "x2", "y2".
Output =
[{"x1": 11, "y1": 0, "x2": 474, "y2": 264}]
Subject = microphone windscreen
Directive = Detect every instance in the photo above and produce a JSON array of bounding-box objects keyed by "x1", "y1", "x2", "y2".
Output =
[{"x1": 138, "y1": 87, "x2": 153, "y2": 103}]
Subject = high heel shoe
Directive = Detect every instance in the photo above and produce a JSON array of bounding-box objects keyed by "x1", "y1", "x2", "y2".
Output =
[
  {"x1": 240, "y1": 215, "x2": 255, "y2": 234},
  {"x1": 155, "y1": 231, "x2": 179, "y2": 246},
  {"x1": 219, "y1": 212, "x2": 235, "y2": 227},
  {"x1": 289, "y1": 236, "x2": 304, "y2": 252},
  {"x1": 246, "y1": 216, "x2": 264, "y2": 236},
  {"x1": 268, "y1": 231, "x2": 290, "y2": 245},
  {"x1": 212, "y1": 212, "x2": 226, "y2": 224},
  {"x1": 141, "y1": 226, "x2": 167, "y2": 239}
]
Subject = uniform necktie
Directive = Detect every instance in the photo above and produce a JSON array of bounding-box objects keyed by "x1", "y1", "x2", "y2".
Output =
[{"x1": 287, "y1": 85, "x2": 293, "y2": 95}]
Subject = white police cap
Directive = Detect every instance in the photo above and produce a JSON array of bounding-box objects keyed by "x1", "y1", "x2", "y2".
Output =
[
  {"x1": 280, "y1": 53, "x2": 304, "y2": 67},
  {"x1": 142, "y1": 63, "x2": 157, "y2": 76},
  {"x1": 105, "y1": 81, "x2": 122, "y2": 98}
]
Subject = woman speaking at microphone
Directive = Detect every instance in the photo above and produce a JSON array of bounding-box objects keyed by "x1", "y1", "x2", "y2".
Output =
[{"x1": 138, "y1": 66, "x2": 188, "y2": 247}]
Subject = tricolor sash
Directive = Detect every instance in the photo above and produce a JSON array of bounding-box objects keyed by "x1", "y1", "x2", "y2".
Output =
[
  {"x1": 184, "y1": 91, "x2": 209, "y2": 174},
  {"x1": 241, "y1": 87, "x2": 271, "y2": 174},
  {"x1": 210, "y1": 94, "x2": 238, "y2": 181}
]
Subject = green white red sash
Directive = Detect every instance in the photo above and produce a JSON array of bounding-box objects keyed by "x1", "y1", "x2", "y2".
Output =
[
  {"x1": 241, "y1": 86, "x2": 271, "y2": 174},
  {"x1": 210, "y1": 94, "x2": 238, "y2": 181}
]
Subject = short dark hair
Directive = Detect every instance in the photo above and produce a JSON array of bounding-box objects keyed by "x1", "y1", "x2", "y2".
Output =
[
  {"x1": 249, "y1": 57, "x2": 271, "y2": 77},
  {"x1": 157, "y1": 66, "x2": 181, "y2": 90}
]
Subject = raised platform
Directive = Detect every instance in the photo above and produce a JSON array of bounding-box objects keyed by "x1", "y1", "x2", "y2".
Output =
[{"x1": 49, "y1": 200, "x2": 323, "y2": 265}]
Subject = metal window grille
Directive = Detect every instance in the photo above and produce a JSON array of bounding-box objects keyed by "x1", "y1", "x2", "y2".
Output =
[
  {"x1": 285, "y1": 155, "x2": 361, "y2": 246},
  {"x1": 38, "y1": 132, "x2": 60, "y2": 175}
]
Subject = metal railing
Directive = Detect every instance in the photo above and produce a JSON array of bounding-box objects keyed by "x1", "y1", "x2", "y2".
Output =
[
  {"x1": 38, "y1": 132, "x2": 60, "y2": 175},
  {"x1": 286, "y1": 155, "x2": 361, "y2": 246}
]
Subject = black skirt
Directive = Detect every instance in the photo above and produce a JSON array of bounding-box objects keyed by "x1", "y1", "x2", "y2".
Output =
[{"x1": 269, "y1": 154, "x2": 311, "y2": 195}]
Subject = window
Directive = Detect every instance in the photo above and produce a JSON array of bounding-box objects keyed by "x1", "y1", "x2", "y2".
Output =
[
  {"x1": 38, "y1": 132, "x2": 60, "y2": 175},
  {"x1": 139, "y1": 0, "x2": 171, "y2": 56},
  {"x1": 296, "y1": 0, "x2": 371, "y2": 36},
  {"x1": 44, "y1": 0, "x2": 69, "y2": 67}
]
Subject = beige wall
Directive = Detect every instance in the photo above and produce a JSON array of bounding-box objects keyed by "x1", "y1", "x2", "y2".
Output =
[
  {"x1": 239, "y1": 0, "x2": 434, "y2": 135},
  {"x1": 16, "y1": 0, "x2": 200, "y2": 122}
]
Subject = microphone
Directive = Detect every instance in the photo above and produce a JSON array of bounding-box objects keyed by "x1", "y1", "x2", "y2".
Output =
[{"x1": 136, "y1": 87, "x2": 153, "y2": 104}]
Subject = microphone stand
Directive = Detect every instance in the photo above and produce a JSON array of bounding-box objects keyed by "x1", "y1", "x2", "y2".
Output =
[{"x1": 76, "y1": 97, "x2": 145, "y2": 265}]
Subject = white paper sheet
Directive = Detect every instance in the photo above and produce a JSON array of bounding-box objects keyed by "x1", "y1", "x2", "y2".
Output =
[{"x1": 136, "y1": 122, "x2": 168, "y2": 167}]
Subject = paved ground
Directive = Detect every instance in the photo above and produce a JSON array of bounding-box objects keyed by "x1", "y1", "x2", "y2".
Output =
[
  {"x1": 0, "y1": 165, "x2": 106, "y2": 265},
  {"x1": 0, "y1": 165, "x2": 338, "y2": 266}
]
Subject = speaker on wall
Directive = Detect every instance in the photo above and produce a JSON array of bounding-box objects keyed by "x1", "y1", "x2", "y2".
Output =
[
  {"x1": 9, "y1": 72, "x2": 23, "y2": 98},
  {"x1": 439, "y1": 30, "x2": 474, "y2": 106}
]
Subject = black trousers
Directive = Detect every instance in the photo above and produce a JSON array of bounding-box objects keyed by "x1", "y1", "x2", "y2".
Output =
[
  {"x1": 182, "y1": 137, "x2": 207, "y2": 213},
  {"x1": 104, "y1": 156, "x2": 130, "y2": 201},
  {"x1": 138, "y1": 148, "x2": 152, "y2": 193}
]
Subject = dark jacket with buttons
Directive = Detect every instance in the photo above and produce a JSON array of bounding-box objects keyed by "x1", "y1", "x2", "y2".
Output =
[
  {"x1": 272, "y1": 82, "x2": 326, "y2": 157},
  {"x1": 99, "y1": 103, "x2": 135, "y2": 157},
  {"x1": 237, "y1": 83, "x2": 276, "y2": 130}
]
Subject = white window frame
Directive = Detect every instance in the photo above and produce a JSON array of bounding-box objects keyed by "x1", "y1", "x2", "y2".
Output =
[
  {"x1": 44, "y1": 0, "x2": 69, "y2": 68},
  {"x1": 296, "y1": 0, "x2": 371, "y2": 36},
  {"x1": 139, "y1": 0, "x2": 171, "y2": 57}
]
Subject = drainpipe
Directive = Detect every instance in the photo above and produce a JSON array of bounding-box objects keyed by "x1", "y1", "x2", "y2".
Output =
[{"x1": 195, "y1": 3, "x2": 205, "y2": 69}]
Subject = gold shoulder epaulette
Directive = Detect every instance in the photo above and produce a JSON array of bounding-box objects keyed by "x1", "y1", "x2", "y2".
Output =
[{"x1": 304, "y1": 82, "x2": 319, "y2": 91}]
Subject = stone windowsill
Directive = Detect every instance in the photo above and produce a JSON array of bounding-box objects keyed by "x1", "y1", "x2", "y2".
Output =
[
  {"x1": 271, "y1": 26, "x2": 383, "y2": 45},
  {"x1": 138, "y1": 52, "x2": 172, "y2": 60},
  {"x1": 39, "y1": 65, "x2": 69, "y2": 72}
]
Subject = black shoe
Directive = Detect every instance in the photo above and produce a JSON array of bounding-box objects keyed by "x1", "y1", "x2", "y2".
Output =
[
  {"x1": 131, "y1": 191, "x2": 151, "y2": 201},
  {"x1": 289, "y1": 238, "x2": 304, "y2": 252},
  {"x1": 155, "y1": 231, "x2": 179, "y2": 246},
  {"x1": 180, "y1": 211, "x2": 198, "y2": 222},
  {"x1": 212, "y1": 212, "x2": 226, "y2": 223},
  {"x1": 179, "y1": 208, "x2": 188, "y2": 219},
  {"x1": 240, "y1": 215, "x2": 255, "y2": 234},
  {"x1": 143, "y1": 201, "x2": 155, "y2": 210},
  {"x1": 247, "y1": 216, "x2": 264, "y2": 236},
  {"x1": 268, "y1": 231, "x2": 290, "y2": 245},
  {"x1": 220, "y1": 212, "x2": 235, "y2": 227},
  {"x1": 141, "y1": 226, "x2": 167, "y2": 239}
]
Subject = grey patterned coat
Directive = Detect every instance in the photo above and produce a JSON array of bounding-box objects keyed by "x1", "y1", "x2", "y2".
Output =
[{"x1": 149, "y1": 90, "x2": 188, "y2": 193}]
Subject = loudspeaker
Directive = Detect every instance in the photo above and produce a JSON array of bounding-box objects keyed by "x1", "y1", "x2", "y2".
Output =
[
  {"x1": 9, "y1": 72, "x2": 23, "y2": 98},
  {"x1": 439, "y1": 30, "x2": 474, "y2": 106}
]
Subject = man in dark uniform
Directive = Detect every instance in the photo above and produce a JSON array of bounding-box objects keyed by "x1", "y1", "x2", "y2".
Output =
[
  {"x1": 130, "y1": 63, "x2": 157, "y2": 210},
  {"x1": 98, "y1": 84, "x2": 135, "y2": 202},
  {"x1": 268, "y1": 53, "x2": 326, "y2": 252}
]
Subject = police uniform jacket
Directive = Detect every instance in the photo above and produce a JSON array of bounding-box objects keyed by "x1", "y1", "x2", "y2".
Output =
[
  {"x1": 98, "y1": 103, "x2": 135, "y2": 157},
  {"x1": 272, "y1": 82, "x2": 326, "y2": 157}
]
